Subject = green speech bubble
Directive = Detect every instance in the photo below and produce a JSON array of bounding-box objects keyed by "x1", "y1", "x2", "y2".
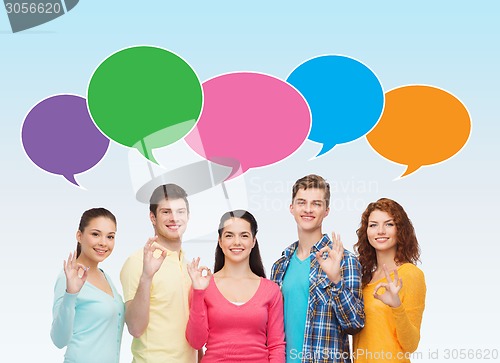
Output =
[{"x1": 87, "y1": 46, "x2": 203, "y2": 163}]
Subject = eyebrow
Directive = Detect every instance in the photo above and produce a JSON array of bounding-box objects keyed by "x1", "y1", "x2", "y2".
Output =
[
  {"x1": 369, "y1": 219, "x2": 394, "y2": 223},
  {"x1": 295, "y1": 199, "x2": 324, "y2": 203}
]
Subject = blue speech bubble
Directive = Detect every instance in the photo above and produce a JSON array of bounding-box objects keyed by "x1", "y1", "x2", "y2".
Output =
[{"x1": 287, "y1": 55, "x2": 384, "y2": 156}]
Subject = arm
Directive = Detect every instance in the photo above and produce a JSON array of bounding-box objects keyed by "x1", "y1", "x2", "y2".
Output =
[
  {"x1": 185, "y1": 257, "x2": 212, "y2": 350},
  {"x1": 185, "y1": 288, "x2": 210, "y2": 349},
  {"x1": 267, "y1": 283, "x2": 286, "y2": 363},
  {"x1": 330, "y1": 253, "x2": 365, "y2": 334},
  {"x1": 121, "y1": 238, "x2": 167, "y2": 338},
  {"x1": 50, "y1": 252, "x2": 89, "y2": 348},
  {"x1": 50, "y1": 274, "x2": 78, "y2": 348},
  {"x1": 375, "y1": 265, "x2": 426, "y2": 352},
  {"x1": 315, "y1": 234, "x2": 365, "y2": 334},
  {"x1": 123, "y1": 274, "x2": 153, "y2": 338}
]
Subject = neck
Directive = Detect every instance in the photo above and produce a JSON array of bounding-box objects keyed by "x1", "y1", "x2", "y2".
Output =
[
  {"x1": 76, "y1": 254, "x2": 99, "y2": 271},
  {"x1": 218, "y1": 260, "x2": 254, "y2": 278},
  {"x1": 156, "y1": 236, "x2": 182, "y2": 254},
  {"x1": 375, "y1": 249, "x2": 398, "y2": 270},
  {"x1": 296, "y1": 229, "x2": 323, "y2": 257}
]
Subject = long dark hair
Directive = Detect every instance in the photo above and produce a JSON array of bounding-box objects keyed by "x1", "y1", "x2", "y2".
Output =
[
  {"x1": 354, "y1": 198, "x2": 420, "y2": 287},
  {"x1": 76, "y1": 208, "x2": 117, "y2": 258},
  {"x1": 214, "y1": 210, "x2": 266, "y2": 278}
]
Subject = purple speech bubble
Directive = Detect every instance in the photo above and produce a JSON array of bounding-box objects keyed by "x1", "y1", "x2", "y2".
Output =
[{"x1": 21, "y1": 94, "x2": 109, "y2": 186}]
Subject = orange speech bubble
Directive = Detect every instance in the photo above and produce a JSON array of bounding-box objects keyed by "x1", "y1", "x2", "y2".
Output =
[{"x1": 367, "y1": 85, "x2": 471, "y2": 177}]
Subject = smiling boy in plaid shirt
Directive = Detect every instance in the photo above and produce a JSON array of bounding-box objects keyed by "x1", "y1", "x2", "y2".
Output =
[{"x1": 271, "y1": 174, "x2": 365, "y2": 363}]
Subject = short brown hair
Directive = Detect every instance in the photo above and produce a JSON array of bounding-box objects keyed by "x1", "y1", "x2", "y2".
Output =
[
  {"x1": 292, "y1": 174, "x2": 330, "y2": 208},
  {"x1": 149, "y1": 184, "x2": 189, "y2": 216}
]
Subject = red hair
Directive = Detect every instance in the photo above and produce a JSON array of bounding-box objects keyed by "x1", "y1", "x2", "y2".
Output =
[{"x1": 354, "y1": 198, "x2": 420, "y2": 287}]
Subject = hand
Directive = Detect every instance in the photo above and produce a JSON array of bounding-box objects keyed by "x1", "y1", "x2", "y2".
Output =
[
  {"x1": 187, "y1": 257, "x2": 212, "y2": 290},
  {"x1": 142, "y1": 236, "x2": 168, "y2": 279},
  {"x1": 315, "y1": 232, "x2": 344, "y2": 284},
  {"x1": 373, "y1": 264, "x2": 402, "y2": 307},
  {"x1": 63, "y1": 250, "x2": 88, "y2": 294}
]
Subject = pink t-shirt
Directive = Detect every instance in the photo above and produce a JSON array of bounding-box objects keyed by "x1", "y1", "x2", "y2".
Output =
[{"x1": 186, "y1": 277, "x2": 285, "y2": 363}]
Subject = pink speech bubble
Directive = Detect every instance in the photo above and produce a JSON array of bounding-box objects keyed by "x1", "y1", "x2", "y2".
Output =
[{"x1": 185, "y1": 72, "x2": 311, "y2": 179}]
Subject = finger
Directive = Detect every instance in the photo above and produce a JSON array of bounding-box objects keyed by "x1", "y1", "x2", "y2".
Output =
[
  {"x1": 76, "y1": 263, "x2": 87, "y2": 272},
  {"x1": 373, "y1": 282, "x2": 388, "y2": 296},
  {"x1": 331, "y1": 232, "x2": 338, "y2": 245},
  {"x1": 335, "y1": 234, "x2": 344, "y2": 251},
  {"x1": 393, "y1": 268, "x2": 400, "y2": 285},
  {"x1": 382, "y1": 264, "x2": 393, "y2": 283},
  {"x1": 80, "y1": 267, "x2": 89, "y2": 282}
]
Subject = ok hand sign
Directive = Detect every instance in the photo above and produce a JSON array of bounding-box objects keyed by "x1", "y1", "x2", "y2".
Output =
[
  {"x1": 315, "y1": 232, "x2": 344, "y2": 284},
  {"x1": 187, "y1": 257, "x2": 212, "y2": 290},
  {"x1": 63, "y1": 251, "x2": 88, "y2": 294},
  {"x1": 373, "y1": 264, "x2": 403, "y2": 308},
  {"x1": 142, "y1": 236, "x2": 168, "y2": 279}
]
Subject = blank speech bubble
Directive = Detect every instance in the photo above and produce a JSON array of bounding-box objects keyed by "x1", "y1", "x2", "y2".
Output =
[{"x1": 367, "y1": 85, "x2": 471, "y2": 178}]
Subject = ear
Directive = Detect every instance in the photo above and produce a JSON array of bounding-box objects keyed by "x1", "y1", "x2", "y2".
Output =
[
  {"x1": 324, "y1": 207, "x2": 330, "y2": 217},
  {"x1": 150, "y1": 211, "x2": 156, "y2": 226},
  {"x1": 289, "y1": 203, "x2": 294, "y2": 214},
  {"x1": 252, "y1": 237, "x2": 256, "y2": 249},
  {"x1": 76, "y1": 230, "x2": 82, "y2": 242}
]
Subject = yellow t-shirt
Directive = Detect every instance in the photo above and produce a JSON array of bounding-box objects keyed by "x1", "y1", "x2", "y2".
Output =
[
  {"x1": 120, "y1": 248, "x2": 196, "y2": 363},
  {"x1": 353, "y1": 263, "x2": 426, "y2": 363}
]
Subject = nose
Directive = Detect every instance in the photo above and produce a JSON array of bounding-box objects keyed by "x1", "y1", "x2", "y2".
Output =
[
  {"x1": 98, "y1": 237, "x2": 106, "y2": 246},
  {"x1": 377, "y1": 225, "x2": 386, "y2": 234}
]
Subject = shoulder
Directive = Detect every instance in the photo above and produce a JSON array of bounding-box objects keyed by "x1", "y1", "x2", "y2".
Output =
[
  {"x1": 120, "y1": 248, "x2": 144, "y2": 281},
  {"x1": 341, "y1": 248, "x2": 361, "y2": 268},
  {"x1": 261, "y1": 277, "x2": 280, "y2": 290},
  {"x1": 399, "y1": 263, "x2": 425, "y2": 280},
  {"x1": 121, "y1": 248, "x2": 143, "y2": 267},
  {"x1": 399, "y1": 263, "x2": 426, "y2": 293},
  {"x1": 260, "y1": 278, "x2": 283, "y2": 301},
  {"x1": 54, "y1": 270, "x2": 66, "y2": 290}
]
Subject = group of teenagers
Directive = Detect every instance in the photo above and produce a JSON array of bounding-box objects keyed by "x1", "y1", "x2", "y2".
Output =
[{"x1": 50, "y1": 174, "x2": 426, "y2": 363}]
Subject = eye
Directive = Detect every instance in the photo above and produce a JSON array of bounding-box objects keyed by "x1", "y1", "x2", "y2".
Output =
[
  {"x1": 369, "y1": 224, "x2": 376, "y2": 228},
  {"x1": 386, "y1": 223, "x2": 394, "y2": 227},
  {"x1": 92, "y1": 232, "x2": 99, "y2": 236},
  {"x1": 108, "y1": 235, "x2": 115, "y2": 240}
]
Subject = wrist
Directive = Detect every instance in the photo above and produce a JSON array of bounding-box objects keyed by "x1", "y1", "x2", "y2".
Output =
[{"x1": 140, "y1": 272, "x2": 154, "y2": 285}]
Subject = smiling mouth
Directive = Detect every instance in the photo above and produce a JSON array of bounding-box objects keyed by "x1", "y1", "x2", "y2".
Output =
[
  {"x1": 229, "y1": 248, "x2": 244, "y2": 253},
  {"x1": 94, "y1": 248, "x2": 108, "y2": 255},
  {"x1": 166, "y1": 225, "x2": 180, "y2": 230},
  {"x1": 375, "y1": 237, "x2": 389, "y2": 242},
  {"x1": 301, "y1": 215, "x2": 314, "y2": 220}
]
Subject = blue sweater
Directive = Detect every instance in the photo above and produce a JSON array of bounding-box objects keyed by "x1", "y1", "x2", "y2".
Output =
[{"x1": 50, "y1": 270, "x2": 125, "y2": 363}]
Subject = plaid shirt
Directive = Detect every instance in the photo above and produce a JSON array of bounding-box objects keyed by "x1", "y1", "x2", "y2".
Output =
[{"x1": 271, "y1": 234, "x2": 365, "y2": 363}]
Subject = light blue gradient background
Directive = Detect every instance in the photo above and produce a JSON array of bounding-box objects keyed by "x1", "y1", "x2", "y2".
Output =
[{"x1": 1, "y1": 1, "x2": 499, "y2": 362}]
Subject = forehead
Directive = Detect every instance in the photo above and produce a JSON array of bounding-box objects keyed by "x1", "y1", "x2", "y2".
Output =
[
  {"x1": 369, "y1": 209, "x2": 393, "y2": 220},
  {"x1": 294, "y1": 187, "x2": 326, "y2": 201},
  {"x1": 222, "y1": 218, "x2": 251, "y2": 233},
  {"x1": 156, "y1": 198, "x2": 188, "y2": 210},
  {"x1": 84, "y1": 216, "x2": 116, "y2": 232}
]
